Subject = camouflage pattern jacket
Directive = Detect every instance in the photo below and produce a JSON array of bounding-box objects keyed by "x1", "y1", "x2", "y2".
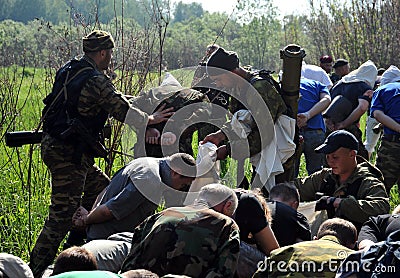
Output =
[
  {"x1": 132, "y1": 87, "x2": 212, "y2": 157},
  {"x1": 255, "y1": 235, "x2": 354, "y2": 277},
  {"x1": 120, "y1": 206, "x2": 240, "y2": 277},
  {"x1": 69, "y1": 55, "x2": 148, "y2": 131},
  {"x1": 294, "y1": 159, "x2": 389, "y2": 226},
  {"x1": 222, "y1": 72, "x2": 287, "y2": 158}
]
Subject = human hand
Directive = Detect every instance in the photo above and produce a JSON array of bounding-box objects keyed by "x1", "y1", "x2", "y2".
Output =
[
  {"x1": 325, "y1": 118, "x2": 335, "y2": 131},
  {"x1": 148, "y1": 103, "x2": 174, "y2": 125},
  {"x1": 216, "y1": 145, "x2": 228, "y2": 160},
  {"x1": 297, "y1": 112, "x2": 309, "y2": 128},
  {"x1": 145, "y1": 128, "x2": 161, "y2": 144},
  {"x1": 200, "y1": 130, "x2": 226, "y2": 146},
  {"x1": 72, "y1": 206, "x2": 89, "y2": 228},
  {"x1": 315, "y1": 196, "x2": 336, "y2": 211},
  {"x1": 160, "y1": 132, "x2": 177, "y2": 145},
  {"x1": 334, "y1": 121, "x2": 345, "y2": 130}
]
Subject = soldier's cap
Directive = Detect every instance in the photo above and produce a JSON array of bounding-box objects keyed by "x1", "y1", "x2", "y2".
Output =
[
  {"x1": 205, "y1": 47, "x2": 239, "y2": 75},
  {"x1": 320, "y1": 55, "x2": 333, "y2": 63},
  {"x1": 315, "y1": 130, "x2": 358, "y2": 154},
  {"x1": 82, "y1": 30, "x2": 115, "y2": 53},
  {"x1": 333, "y1": 59, "x2": 349, "y2": 68}
]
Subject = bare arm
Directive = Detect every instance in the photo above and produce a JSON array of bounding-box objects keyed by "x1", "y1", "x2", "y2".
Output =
[
  {"x1": 297, "y1": 93, "x2": 331, "y2": 127},
  {"x1": 253, "y1": 226, "x2": 280, "y2": 255},
  {"x1": 335, "y1": 98, "x2": 369, "y2": 129},
  {"x1": 84, "y1": 204, "x2": 114, "y2": 226},
  {"x1": 373, "y1": 110, "x2": 400, "y2": 133}
]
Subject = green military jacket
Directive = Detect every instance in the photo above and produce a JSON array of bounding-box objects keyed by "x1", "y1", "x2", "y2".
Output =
[
  {"x1": 255, "y1": 235, "x2": 354, "y2": 277},
  {"x1": 294, "y1": 159, "x2": 389, "y2": 226},
  {"x1": 222, "y1": 72, "x2": 287, "y2": 158},
  {"x1": 132, "y1": 86, "x2": 212, "y2": 157},
  {"x1": 78, "y1": 55, "x2": 148, "y2": 130},
  {"x1": 120, "y1": 206, "x2": 240, "y2": 278}
]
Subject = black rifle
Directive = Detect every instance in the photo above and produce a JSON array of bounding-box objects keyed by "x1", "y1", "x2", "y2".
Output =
[
  {"x1": 5, "y1": 131, "x2": 43, "y2": 147},
  {"x1": 5, "y1": 125, "x2": 111, "y2": 148}
]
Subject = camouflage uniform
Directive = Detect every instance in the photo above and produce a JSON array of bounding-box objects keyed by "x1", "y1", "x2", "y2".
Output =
[
  {"x1": 29, "y1": 54, "x2": 148, "y2": 276},
  {"x1": 121, "y1": 206, "x2": 240, "y2": 277},
  {"x1": 132, "y1": 87, "x2": 212, "y2": 158},
  {"x1": 221, "y1": 71, "x2": 287, "y2": 188},
  {"x1": 294, "y1": 158, "x2": 389, "y2": 229},
  {"x1": 254, "y1": 235, "x2": 354, "y2": 277}
]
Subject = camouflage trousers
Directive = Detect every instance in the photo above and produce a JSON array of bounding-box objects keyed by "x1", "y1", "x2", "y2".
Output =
[
  {"x1": 376, "y1": 138, "x2": 400, "y2": 193},
  {"x1": 29, "y1": 135, "x2": 110, "y2": 277}
]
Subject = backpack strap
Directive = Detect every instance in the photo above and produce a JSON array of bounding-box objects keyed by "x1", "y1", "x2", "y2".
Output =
[{"x1": 37, "y1": 66, "x2": 93, "y2": 131}]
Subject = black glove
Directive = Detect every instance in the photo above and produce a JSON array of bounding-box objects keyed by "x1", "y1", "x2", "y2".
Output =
[{"x1": 315, "y1": 196, "x2": 336, "y2": 211}]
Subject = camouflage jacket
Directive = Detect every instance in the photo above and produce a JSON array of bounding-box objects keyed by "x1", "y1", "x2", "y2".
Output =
[
  {"x1": 294, "y1": 159, "x2": 389, "y2": 226},
  {"x1": 255, "y1": 235, "x2": 354, "y2": 277},
  {"x1": 222, "y1": 72, "x2": 287, "y2": 158},
  {"x1": 120, "y1": 206, "x2": 240, "y2": 277},
  {"x1": 77, "y1": 55, "x2": 148, "y2": 130},
  {"x1": 132, "y1": 87, "x2": 212, "y2": 157}
]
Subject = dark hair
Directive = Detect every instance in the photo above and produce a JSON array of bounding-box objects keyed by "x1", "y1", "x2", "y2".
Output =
[
  {"x1": 317, "y1": 218, "x2": 357, "y2": 248},
  {"x1": 168, "y1": 153, "x2": 197, "y2": 179},
  {"x1": 52, "y1": 246, "x2": 97, "y2": 275},
  {"x1": 252, "y1": 188, "x2": 272, "y2": 223},
  {"x1": 269, "y1": 182, "x2": 300, "y2": 203}
]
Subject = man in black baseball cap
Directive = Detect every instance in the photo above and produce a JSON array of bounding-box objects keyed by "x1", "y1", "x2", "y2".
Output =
[
  {"x1": 315, "y1": 130, "x2": 359, "y2": 154},
  {"x1": 331, "y1": 59, "x2": 350, "y2": 84},
  {"x1": 294, "y1": 129, "x2": 389, "y2": 231}
]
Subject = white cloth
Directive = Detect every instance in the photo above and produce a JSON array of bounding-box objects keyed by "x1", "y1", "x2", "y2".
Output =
[
  {"x1": 381, "y1": 65, "x2": 400, "y2": 86},
  {"x1": 342, "y1": 60, "x2": 377, "y2": 88},
  {"x1": 231, "y1": 109, "x2": 253, "y2": 139},
  {"x1": 184, "y1": 142, "x2": 220, "y2": 205},
  {"x1": 253, "y1": 114, "x2": 296, "y2": 190},
  {"x1": 301, "y1": 62, "x2": 333, "y2": 88}
]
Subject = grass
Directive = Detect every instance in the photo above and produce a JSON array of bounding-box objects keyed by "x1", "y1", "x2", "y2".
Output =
[{"x1": 1, "y1": 66, "x2": 399, "y2": 262}]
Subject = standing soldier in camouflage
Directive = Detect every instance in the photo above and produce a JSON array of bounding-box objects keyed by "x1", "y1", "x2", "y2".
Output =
[
  {"x1": 120, "y1": 183, "x2": 240, "y2": 277},
  {"x1": 29, "y1": 30, "x2": 173, "y2": 277}
]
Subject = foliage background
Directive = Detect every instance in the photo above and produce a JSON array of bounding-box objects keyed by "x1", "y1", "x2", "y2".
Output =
[{"x1": 1, "y1": 0, "x2": 400, "y2": 261}]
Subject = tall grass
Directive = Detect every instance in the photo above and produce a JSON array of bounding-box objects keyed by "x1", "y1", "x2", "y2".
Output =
[{"x1": 1, "y1": 66, "x2": 399, "y2": 262}]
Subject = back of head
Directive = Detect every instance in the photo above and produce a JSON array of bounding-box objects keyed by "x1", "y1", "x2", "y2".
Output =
[
  {"x1": 317, "y1": 218, "x2": 357, "y2": 249},
  {"x1": 269, "y1": 182, "x2": 300, "y2": 206},
  {"x1": 380, "y1": 65, "x2": 400, "y2": 86},
  {"x1": 205, "y1": 47, "x2": 239, "y2": 76},
  {"x1": 342, "y1": 60, "x2": 377, "y2": 88},
  {"x1": 168, "y1": 153, "x2": 197, "y2": 179},
  {"x1": 52, "y1": 247, "x2": 97, "y2": 275},
  {"x1": 0, "y1": 253, "x2": 34, "y2": 278},
  {"x1": 195, "y1": 183, "x2": 238, "y2": 215}
]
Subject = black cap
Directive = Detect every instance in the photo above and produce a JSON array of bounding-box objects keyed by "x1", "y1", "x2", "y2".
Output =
[
  {"x1": 206, "y1": 47, "x2": 239, "y2": 73},
  {"x1": 315, "y1": 130, "x2": 358, "y2": 154},
  {"x1": 333, "y1": 59, "x2": 349, "y2": 68}
]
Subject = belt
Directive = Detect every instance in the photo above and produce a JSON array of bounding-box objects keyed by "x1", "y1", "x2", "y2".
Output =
[{"x1": 382, "y1": 134, "x2": 400, "y2": 142}]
